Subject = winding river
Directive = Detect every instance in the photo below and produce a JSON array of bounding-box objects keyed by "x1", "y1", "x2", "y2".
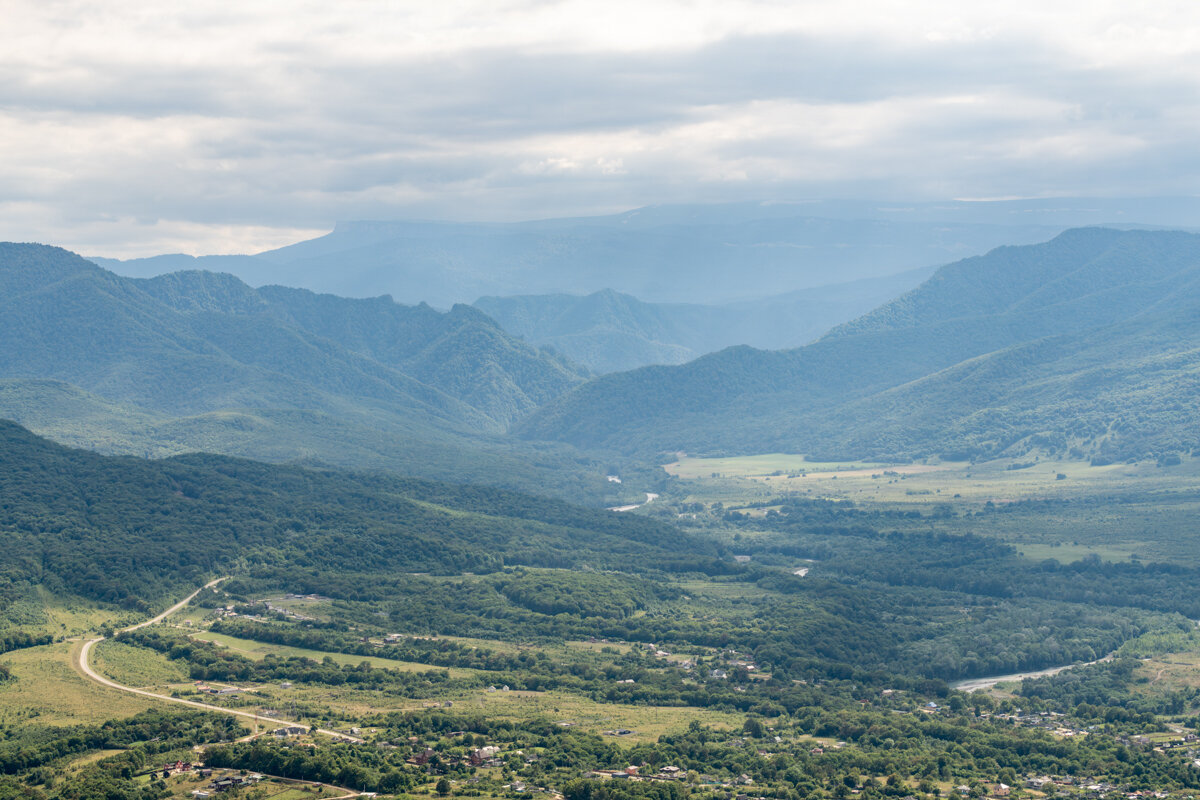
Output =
[{"x1": 952, "y1": 653, "x2": 1113, "y2": 692}]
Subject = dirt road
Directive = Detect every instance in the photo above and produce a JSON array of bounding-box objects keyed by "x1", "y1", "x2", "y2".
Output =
[{"x1": 74, "y1": 578, "x2": 363, "y2": 744}]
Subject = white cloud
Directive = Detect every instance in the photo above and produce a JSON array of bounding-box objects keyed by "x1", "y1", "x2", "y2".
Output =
[{"x1": 2, "y1": 0, "x2": 1200, "y2": 255}]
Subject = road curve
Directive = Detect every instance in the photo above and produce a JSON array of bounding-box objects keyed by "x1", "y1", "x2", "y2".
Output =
[{"x1": 75, "y1": 578, "x2": 362, "y2": 744}]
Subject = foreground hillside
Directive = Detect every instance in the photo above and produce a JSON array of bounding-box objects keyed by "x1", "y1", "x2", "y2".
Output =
[
  {"x1": 521, "y1": 228, "x2": 1200, "y2": 462},
  {"x1": 0, "y1": 420, "x2": 701, "y2": 615},
  {"x1": 9, "y1": 414, "x2": 1200, "y2": 798}
]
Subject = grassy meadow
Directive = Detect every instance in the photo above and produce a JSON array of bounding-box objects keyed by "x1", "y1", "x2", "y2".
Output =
[
  {"x1": 0, "y1": 641, "x2": 154, "y2": 726},
  {"x1": 663, "y1": 452, "x2": 1200, "y2": 565}
]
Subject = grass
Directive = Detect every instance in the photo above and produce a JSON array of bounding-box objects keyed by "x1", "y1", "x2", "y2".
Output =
[
  {"x1": 93, "y1": 639, "x2": 189, "y2": 688},
  {"x1": 667, "y1": 454, "x2": 1200, "y2": 566},
  {"x1": 676, "y1": 579, "x2": 773, "y2": 599},
  {"x1": 162, "y1": 771, "x2": 347, "y2": 799},
  {"x1": 0, "y1": 585, "x2": 131, "y2": 637},
  {"x1": 664, "y1": 454, "x2": 888, "y2": 480},
  {"x1": 444, "y1": 688, "x2": 746, "y2": 745},
  {"x1": 1017, "y1": 542, "x2": 1143, "y2": 563},
  {"x1": 189, "y1": 669, "x2": 745, "y2": 747},
  {"x1": 0, "y1": 641, "x2": 155, "y2": 726},
  {"x1": 186, "y1": 628, "x2": 480, "y2": 678}
]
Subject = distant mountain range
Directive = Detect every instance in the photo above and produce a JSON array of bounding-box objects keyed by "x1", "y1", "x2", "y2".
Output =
[
  {"x1": 519, "y1": 227, "x2": 1200, "y2": 463},
  {"x1": 84, "y1": 200, "x2": 1114, "y2": 307},
  {"x1": 475, "y1": 267, "x2": 934, "y2": 373},
  {"x1": 0, "y1": 243, "x2": 640, "y2": 501}
]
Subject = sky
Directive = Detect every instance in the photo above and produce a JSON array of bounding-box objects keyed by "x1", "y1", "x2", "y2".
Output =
[{"x1": 3, "y1": 0, "x2": 1200, "y2": 257}]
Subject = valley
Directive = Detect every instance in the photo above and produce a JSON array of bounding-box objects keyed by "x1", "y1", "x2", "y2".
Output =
[
  {"x1": 5, "y1": 226, "x2": 1200, "y2": 799},
  {"x1": 7, "y1": 417, "x2": 1200, "y2": 798}
]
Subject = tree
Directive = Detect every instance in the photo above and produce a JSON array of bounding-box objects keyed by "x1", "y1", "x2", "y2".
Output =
[{"x1": 436, "y1": 777, "x2": 452, "y2": 796}]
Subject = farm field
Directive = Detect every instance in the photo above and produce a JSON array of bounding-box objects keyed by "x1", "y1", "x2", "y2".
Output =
[
  {"x1": 186, "y1": 629, "x2": 483, "y2": 679},
  {"x1": 661, "y1": 453, "x2": 1200, "y2": 565}
]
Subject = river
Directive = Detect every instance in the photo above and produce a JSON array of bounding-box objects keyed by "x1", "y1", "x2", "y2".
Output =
[{"x1": 952, "y1": 653, "x2": 1113, "y2": 692}]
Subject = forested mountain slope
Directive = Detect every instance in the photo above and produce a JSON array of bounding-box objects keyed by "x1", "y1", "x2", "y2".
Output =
[
  {"x1": 520, "y1": 228, "x2": 1200, "y2": 462},
  {"x1": 474, "y1": 268, "x2": 933, "y2": 373},
  {"x1": 0, "y1": 245, "x2": 582, "y2": 430},
  {"x1": 0, "y1": 244, "x2": 623, "y2": 500},
  {"x1": 0, "y1": 420, "x2": 704, "y2": 614}
]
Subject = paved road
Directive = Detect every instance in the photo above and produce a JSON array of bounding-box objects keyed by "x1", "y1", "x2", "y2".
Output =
[{"x1": 74, "y1": 578, "x2": 363, "y2": 745}]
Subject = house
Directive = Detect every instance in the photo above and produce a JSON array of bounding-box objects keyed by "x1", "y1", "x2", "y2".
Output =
[
  {"x1": 470, "y1": 746, "x2": 500, "y2": 766},
  {"x1": 711, "y1": 669, "x2": 728, "y2": 679}
]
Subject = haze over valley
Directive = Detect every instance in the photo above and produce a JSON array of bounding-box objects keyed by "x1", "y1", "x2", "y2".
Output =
[{"x1": 6, "y1": 3, "x2": 1200, "y2": 799}]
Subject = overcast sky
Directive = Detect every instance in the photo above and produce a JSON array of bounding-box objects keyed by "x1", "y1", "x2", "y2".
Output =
[{"x1": 3, "y1": 0, "x2": 1200, "y2": 257}]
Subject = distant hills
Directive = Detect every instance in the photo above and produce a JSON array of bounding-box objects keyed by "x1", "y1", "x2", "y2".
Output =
[
  {"x1": 520, "y1": 227, "x2": 1200, "y2": 463},
  {"x1": 475, "y1": 268, "x2": 934, "y2": 373},
  {"x1": 0, "y1": 243, "x2": 638, "y2": 501},
  {"x1": 87, "y1": 200, "x2": 1095, "y2": 307}
]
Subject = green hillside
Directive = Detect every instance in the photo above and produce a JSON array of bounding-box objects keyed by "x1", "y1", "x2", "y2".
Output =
[
  {"x1": 0, "y1": 244, "x2": 633, "y2": 501},
  {"x1": 520, "y1": 228, "x2": 1200, "y2": 462},
  {"x1": 474, "y1": 268, "x2": 932, "y2": 373},
  {"x1": 0, "y1": 246, "x2": 583, "y2": 431},
  {"x1": 0, "y1": 420, "x2": 704, "y2": 615}
]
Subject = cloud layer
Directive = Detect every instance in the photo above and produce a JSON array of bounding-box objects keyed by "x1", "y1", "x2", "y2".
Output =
[{"x1": 3, "y1": 1, "x2": 1200, "y2": 256}]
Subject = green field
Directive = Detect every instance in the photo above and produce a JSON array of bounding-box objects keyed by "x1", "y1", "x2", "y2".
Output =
[
  {"x1": 0, "y1": 641, "x2": 154, "y2": 726},
  {"x1": 665, "y1": 453, "x2": 889, "y2": 479},
  {"x1": 162, "y1": 770, "x2": 347, "y2": 799},
  {"x1": 186, "y1": 629, "x2": 482, "y2": 679},
  {"x1": 662, "y1": 453, "x2": 1200, "y2": 565},
  {"x1": 438, "y1": 688, "x2": 745, "y2": 745},
  {"x1": 92, "y1": 639, "x2": 189, "y2": 688}
]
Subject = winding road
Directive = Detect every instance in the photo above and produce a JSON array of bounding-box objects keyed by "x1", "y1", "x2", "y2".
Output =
[{"x1": 74, "y1": 577, "x2": 362, "y2": 744}]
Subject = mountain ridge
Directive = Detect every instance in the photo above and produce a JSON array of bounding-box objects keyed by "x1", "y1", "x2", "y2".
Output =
[
  {"x1": 518, "y1": 227, "x2": 1200, "y2": 462},
  {"x1": 0, "y1": 243, "x2": 644, "y2": 502},
  {"x1": 473, "y1": 267, "x2": 936, "y2": 373}
]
